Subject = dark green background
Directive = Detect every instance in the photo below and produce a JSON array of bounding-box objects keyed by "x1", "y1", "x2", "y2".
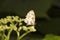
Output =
[
  {"x1": 0, "y1": 0, "x2": 60, "y2": 40},
  {"x1": 0, "y1": 0, "x2": 52, "y2": 17}
]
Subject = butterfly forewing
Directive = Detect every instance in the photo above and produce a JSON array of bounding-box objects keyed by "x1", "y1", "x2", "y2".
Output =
[{"x1": 24, "y1": 10, "x2": 35, "y2": 26}]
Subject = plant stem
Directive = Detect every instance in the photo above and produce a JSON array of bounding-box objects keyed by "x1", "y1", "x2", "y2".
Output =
[
  {"x1": 19, "y1": 31, "x2": 31, "y2": 40},
  {"x1": 5, "y1": 29, "x2": 12, "y2": 40},
  {"x1": 16, "y1": 31, "x2": 20, "y2": 40}
]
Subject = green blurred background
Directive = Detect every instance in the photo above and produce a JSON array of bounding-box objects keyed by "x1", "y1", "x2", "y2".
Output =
[
  {"x1": 0, "y1": 0, "x2": 60, "y2": 40},
  {"x1": 0, "y1": 0, "x2": 53, "y2": 17}
]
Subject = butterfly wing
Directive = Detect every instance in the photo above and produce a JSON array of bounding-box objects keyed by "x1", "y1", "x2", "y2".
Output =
[{"x1": 24, "y1": 10, "x2": 35, "y2": 26}]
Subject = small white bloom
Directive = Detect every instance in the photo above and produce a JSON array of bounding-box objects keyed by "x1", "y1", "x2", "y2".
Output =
[
  {"x1": 10, "y1": 24, "x2": 17, "y2": 31},
  {"x1": 23, "y1": 26, "x2": 28, "y2": 31},
  {"x1": 18, "y1": 27, "x2": 22, "y2": 31},
  {"x1": 12, "y1": 16, "x2": 19, "y2": 22},
  {"x1": 6, "y1": 16, "x2": 12, "y2": 19},
  {"x1": 28, "y1": 26, "x2": 36, "y2": 32}
]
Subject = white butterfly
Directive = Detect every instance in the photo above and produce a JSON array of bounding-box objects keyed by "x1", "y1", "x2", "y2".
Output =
[{"x1": 24, "y1": 10, "x2": 35, "y2": 26}]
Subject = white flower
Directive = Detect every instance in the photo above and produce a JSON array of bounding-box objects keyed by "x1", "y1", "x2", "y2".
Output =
[
  {"x1": 6, "y1": 16, "x2": 12, "y2": 19},
  {"x1": 18, "y1": 27, "x2": 22, "y2": 31},
  {"x1": 12, "y1": 16, "x2": 19, "y2": 22},
  {"x1": 28, "y1": 26, "x2": 36, "y2": 32},
  {"x1": 22, "y1": 26, "x2": 28, "y2": 31},
  {"x1": 10, "y1": 24, "x2": 17, "y2": 31}
]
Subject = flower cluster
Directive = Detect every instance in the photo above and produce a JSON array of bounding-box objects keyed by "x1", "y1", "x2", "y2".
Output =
[{"x1": 0, "y1": 16, "x2": 36, "y2": 40}]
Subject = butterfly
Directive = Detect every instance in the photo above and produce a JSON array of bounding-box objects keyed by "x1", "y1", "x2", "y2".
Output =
[{"x1": 24, "y1": 10, "x2": 35, "y2": 26}]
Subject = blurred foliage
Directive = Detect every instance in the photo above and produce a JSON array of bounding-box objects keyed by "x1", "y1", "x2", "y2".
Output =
[
  {"x1": 0, "y1": 0, "x2": 53, "y2": 18},
  {"x1": 43, "y1": 34, "x2": 60, "y2": 40}
]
